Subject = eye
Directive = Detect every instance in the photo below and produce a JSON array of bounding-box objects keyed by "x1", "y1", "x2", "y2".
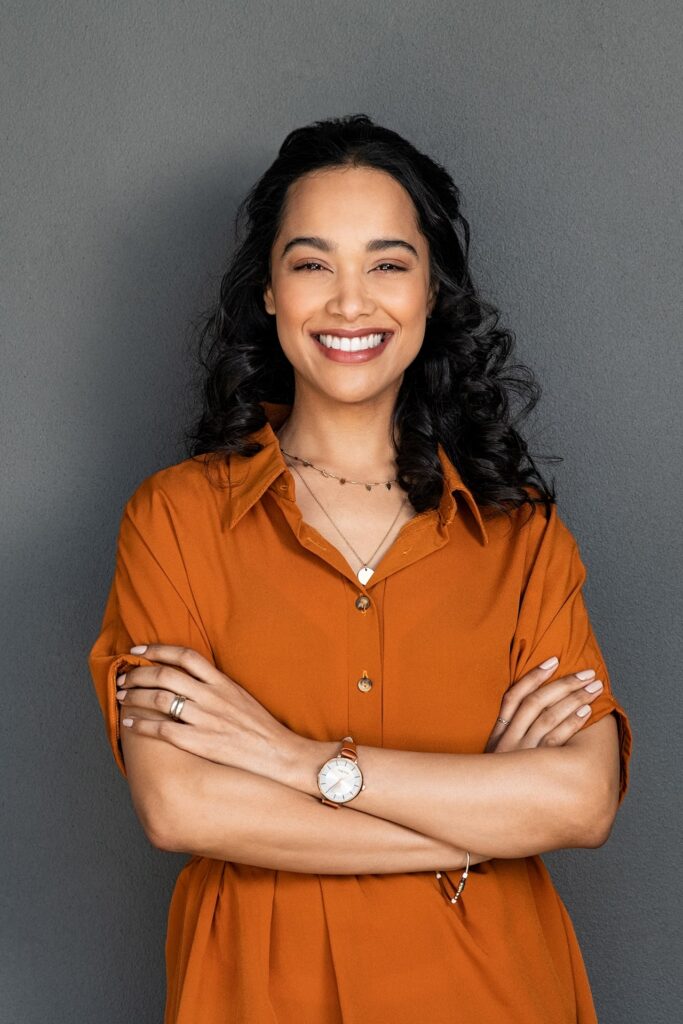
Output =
[{"x1": 292, "y1": 261, "x2": 407, "y2": 273}]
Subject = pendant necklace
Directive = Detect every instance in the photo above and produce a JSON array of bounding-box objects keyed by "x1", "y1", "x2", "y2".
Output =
[{"x1": 280, "y1": 447, "x2": 407, "y2": 585}]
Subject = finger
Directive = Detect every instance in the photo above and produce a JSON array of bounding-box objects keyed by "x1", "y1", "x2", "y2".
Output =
[
  {"x1": 535, "y1": 704, "x2": 596, "y2": 747},
  {"x1": 117, "y1": 664, "x2": 213, "y2": 706},
  {"x1": 497, "y1": 667, "x2": 599, "y2": 748},
  {"x1": 488, "y1": 657, "x2": 561, "y2": 746},
  {"x1": 498, "y1": 657, "x2": 561, "y2": 719},
  {"x1": 521, "y1": 680, "x2": 604, "y2": 748},
  {"x1": 127, "y1": 644, "x2": 220, "y2": 685},
  {"x1": 120, "y1": 715, "x2": 226, "y2": 763},
  {"x1": 116, "y1": 685, "x2": 212, "y2": 727}
]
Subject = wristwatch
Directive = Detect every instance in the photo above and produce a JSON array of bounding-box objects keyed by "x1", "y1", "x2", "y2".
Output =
[{"x1": 317, "y1": 735, "x2": 365, "y2": 807}]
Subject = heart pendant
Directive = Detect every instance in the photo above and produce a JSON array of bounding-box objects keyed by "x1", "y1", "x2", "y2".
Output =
[{"x1": 357, "y1": 565, "x2": 374, "y2": 585}]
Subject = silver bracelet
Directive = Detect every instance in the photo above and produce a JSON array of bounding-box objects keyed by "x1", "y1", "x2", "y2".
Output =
[{"x1": 435, "y1": 850, "x2": 470, "y2": 905}]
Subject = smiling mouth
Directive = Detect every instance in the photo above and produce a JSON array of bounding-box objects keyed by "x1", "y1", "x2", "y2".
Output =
[{"x1": 312, "y1": 331, "x2": 393, "y2": 352}]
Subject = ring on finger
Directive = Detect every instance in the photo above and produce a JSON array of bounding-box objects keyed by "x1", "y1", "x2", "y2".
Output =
[
  {"x1": 169, "y1": 694, "x2": 187, "y2": 722},
  {"x1": 497, "y1": 716, "x2": 510, "y2": 726}
]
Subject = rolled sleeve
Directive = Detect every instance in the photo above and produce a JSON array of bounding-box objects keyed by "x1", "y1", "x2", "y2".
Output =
[
  {"x1": 510, "y1": 504, "x2": 632, "y2": 807},
  {"x1": 87, "y1": 480, "x2": 213, "y2": 780}
]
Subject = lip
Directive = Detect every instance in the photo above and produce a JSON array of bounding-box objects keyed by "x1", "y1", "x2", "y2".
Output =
[{"x1": 310, "y1": 329, "x2": 394, "y2": 364}]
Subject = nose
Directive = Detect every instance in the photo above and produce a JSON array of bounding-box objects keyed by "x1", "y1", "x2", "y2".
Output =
[{"x1": 325, "y1": 267, "x2": 376, "y2": 322}]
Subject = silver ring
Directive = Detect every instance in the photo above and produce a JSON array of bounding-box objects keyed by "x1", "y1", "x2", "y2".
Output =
[
  {"x1": 169, "y1": 694, "x2": 186, "y2": 721},
  {"x1": 496, "y1": 716, "x2": 509, "y2": 726}
]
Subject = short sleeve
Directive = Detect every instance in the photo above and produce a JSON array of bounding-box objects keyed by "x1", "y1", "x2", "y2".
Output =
[
  {"x1": 509, "y1": 504, "x2": 632, "y2": 807},
  {"x1": 87, "y1": 479, "x2": 214, "y2": 780}
]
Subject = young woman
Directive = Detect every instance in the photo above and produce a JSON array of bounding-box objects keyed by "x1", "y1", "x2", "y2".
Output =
[{"x1": 89, "y1": 114, "x2": 632, "y2": 1023}]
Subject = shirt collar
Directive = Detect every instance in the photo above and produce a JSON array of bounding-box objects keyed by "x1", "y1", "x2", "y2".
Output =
[{"x1": 225, "y1": 400, "x2": 488, "y2": 546}]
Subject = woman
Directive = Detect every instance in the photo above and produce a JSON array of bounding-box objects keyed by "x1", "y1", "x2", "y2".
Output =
[{"x1": 88, "y1": 114, "x2": 632, "y2": 1023}]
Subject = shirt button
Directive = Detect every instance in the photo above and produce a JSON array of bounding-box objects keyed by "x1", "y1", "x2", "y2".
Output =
[
  {"x1": 354, "y1": 594, "x2": 371, "y2": 611},
  {"x1": 357, "y1": 673, "x2": 373, "y2": 692}
]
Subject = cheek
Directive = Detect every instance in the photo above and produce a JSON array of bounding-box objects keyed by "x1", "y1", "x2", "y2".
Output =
[
  {"x1": 389, "y1": 293, "x2": 429, "y2": 363},
  {"x1": 271, "y1": 310, "x2": 316, "y2": 368},
  {"x1": 382, "y1": 275, "x2": 431, "y2": 319},
  {"x1": 273, "y1": 280, "x2": 321, "y2": 327}
]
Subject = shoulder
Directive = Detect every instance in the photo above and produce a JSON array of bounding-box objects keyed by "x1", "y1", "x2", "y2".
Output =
[
  {"x1": 486, "y1": 484, "x2": 580, "y2": 568},
  {"x1": 510, "y1": 487, "x2": 585, "y2": 581},
  {"x1": 122, "y1": 452, "x2": 230, "y2": 530}
]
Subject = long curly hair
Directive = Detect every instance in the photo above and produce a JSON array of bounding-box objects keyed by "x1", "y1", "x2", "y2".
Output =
[{"x1": 185, "y1": 113, "x2": 560, "y2": 524}]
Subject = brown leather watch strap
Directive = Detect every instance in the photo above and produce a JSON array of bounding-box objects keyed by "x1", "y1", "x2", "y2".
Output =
[{"x1": 338, "y1": 736, "x2": 358, "y2": 761}]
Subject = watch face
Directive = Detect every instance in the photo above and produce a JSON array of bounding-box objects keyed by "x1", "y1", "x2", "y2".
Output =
[{"x1": 318, "y1": 756, "x2": 363, "y2": 803}]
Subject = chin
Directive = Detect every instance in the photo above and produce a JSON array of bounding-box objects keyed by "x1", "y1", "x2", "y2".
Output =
[{"x1": 313, "y1": 379, "x2": 404, "y2": 408}]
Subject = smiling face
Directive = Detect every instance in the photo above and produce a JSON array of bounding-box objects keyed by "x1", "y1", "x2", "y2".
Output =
[{"x1": 263, "y1": 164, "x2": 437, "y2": 406}]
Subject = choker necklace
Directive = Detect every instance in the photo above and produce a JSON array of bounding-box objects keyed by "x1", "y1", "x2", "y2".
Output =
[
  {"x1": 286, "y1": 458, "x2": 409, "y2": 585},
  {"x1": 280, "y1": 448, "x2": 399, "y2": 491}
]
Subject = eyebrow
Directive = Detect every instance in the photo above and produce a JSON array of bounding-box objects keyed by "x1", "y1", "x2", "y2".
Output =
[{"x1": 280, "y1": 236, "x2": 419, "y2": 261}]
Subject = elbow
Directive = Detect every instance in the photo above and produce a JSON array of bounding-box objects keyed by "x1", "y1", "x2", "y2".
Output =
[
  {"x1": 144, "y1": 819, "x2": 179, "y2": 852},
  {"x1": 130, "y1": 791, "x2": 184, "y2": 852},
  {"x1": 569, "y1": 778, "x2": 620, "y2": 849},
  {"x1": 144, "y1": 814, "x2": 191, "y2": 853},
  {"x1": 577, "y1": 812, "x2": 615, "y2": 849},
  {"x1": 586, "y1": 795, "x2": 620, "y2": 848},
  {"x1": 144, "y1": 796, "x2": 193, "y2": 852}
]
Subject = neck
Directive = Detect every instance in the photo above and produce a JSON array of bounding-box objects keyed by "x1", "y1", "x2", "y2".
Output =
[{"x1": 275, "y1": 387, "x2": 400, "y2": 479}]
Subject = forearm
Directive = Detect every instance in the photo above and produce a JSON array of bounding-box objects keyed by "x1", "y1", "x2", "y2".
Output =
[
  {"x1": 158, "y1": 756, "x2": 488, "y2": 874},
  {"x1": 289, "y1": 738, "x2": 600, "y2": 858}
]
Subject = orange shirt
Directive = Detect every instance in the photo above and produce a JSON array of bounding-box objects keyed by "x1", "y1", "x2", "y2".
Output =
[{"x1": 88, "y1": 400, "x2": 632, "y2": 1023}]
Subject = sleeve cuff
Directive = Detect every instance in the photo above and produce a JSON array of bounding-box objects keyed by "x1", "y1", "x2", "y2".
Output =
[
  {"x1": 96, "y1": 652, "x2": 156, "y2": 780},
  {"x1": 580, "y1": 695, "x2": 633, "y2": 808}
]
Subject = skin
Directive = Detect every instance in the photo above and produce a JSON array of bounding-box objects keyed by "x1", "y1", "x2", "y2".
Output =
[{"x1": 117, "y1": 165, "x2": 622, "y2": 866}]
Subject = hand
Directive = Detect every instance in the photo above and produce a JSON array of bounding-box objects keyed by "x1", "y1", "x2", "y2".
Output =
[
  {"x1": 484, "y1": 659, "x2": 604, "y2": 753},
  {"x1": 116, "y1": 644, "x2": 302, "y2": 782}
]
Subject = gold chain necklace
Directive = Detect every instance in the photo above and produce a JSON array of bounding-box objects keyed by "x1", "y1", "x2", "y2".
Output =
[
  {"x1": 282, "y1": 454, "x2": 407, "y2": 585},
  {"x1": 280, "y1": 448, "x2": 399, "y2": 491}
]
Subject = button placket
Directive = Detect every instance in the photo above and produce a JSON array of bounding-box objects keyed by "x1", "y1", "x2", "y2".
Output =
[{"x1": 347, "y1": 584, "x2": 383, "y2": 746}]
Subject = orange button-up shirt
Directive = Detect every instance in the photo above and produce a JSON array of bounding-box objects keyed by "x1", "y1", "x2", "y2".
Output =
[{"x1": 88, "y1": 400, "x2": 632, "y2": 1023}]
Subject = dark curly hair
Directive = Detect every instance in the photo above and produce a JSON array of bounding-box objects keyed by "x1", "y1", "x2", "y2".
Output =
[{"x1": 185, "y1": 113, "x2": 560, "y2": 524}]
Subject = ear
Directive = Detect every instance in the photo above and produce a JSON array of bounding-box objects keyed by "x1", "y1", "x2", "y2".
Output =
[
  {"x1": 263, "y1": 282, "x2": 275, "y2": 315},
  {"x1": 427, "y1": 283, "x2": 439, "y2": 318}
]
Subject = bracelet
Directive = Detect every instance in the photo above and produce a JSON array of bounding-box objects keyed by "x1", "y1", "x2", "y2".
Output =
[{"x1": 435, "y1": 850, "x2": 470, "y2": 906}]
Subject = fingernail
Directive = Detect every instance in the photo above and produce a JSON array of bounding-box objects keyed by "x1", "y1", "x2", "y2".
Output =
[
  {"x1": 122, "y1": 718, "x2": 134, "y2": 727},
  {"x1": 116, "y1": 689, "x2": 126, "y2": 700},
  {"x1": 576, "y1": 669, "x2": 596, "y2": 680},
  {"x1": 584, "y1": 680, "x2": 603, "y2": 693},
  {"x1": 576, "y1": 705, "x2": 591, "y2": 717},
  {"x1": 539, "y1": 656, "x2": 559, "y2": 669},
  {"x1": 116, "y1": 674, "x2": 125, "y2": 686},
  {"x1": 130, "y1": 645, "x2": 147, "y2": 654}
]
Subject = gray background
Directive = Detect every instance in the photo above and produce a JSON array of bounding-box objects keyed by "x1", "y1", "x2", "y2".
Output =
[{"x1": 2, "y1": 1, "x2": 680, "y2": 1021}]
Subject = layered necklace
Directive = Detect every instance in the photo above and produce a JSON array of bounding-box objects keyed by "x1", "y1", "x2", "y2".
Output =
[{"x1": 280, "y1": 447, "x2": 408, "y2": 585}]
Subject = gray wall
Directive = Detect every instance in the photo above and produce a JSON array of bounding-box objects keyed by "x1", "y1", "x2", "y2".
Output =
[{"x1": 2, "y1": 1, "x2": 680, "y2": 1021}]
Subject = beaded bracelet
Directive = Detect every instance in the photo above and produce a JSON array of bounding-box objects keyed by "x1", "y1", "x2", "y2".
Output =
[{"x1": 435, "y1": 850, "x2": 470, "y2": 906}]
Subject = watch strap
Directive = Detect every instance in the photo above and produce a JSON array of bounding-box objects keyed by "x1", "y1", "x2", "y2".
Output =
[{"x1": 338, "y1": 735, "x2": 358, "y2": 762}]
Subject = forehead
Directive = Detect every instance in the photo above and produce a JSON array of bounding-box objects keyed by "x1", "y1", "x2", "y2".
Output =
[{"x1": 279, "y1": 166, "x2": 422, "y2": 236}]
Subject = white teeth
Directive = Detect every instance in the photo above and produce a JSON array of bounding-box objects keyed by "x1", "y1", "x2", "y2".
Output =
[{"x1": 316, "y1": 332, "x2": 387, "y2": 351}]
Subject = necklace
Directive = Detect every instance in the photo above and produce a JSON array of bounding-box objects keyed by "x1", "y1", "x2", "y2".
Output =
[
  {"x1": 280, "y1": 447, "x2": 399, "y2": 491},
  {"x1": 283, "y1": 457, "x2": 408, "y2": 585}
]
